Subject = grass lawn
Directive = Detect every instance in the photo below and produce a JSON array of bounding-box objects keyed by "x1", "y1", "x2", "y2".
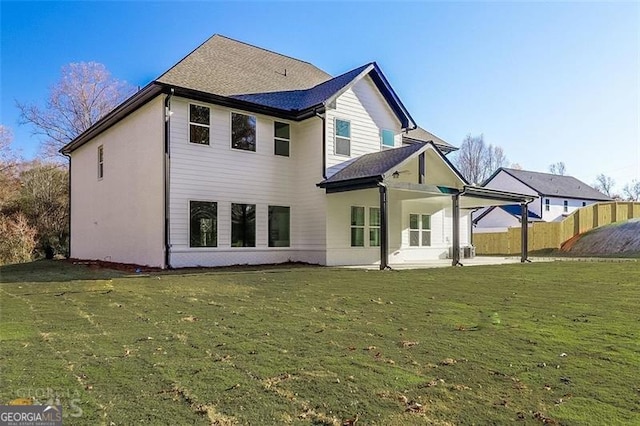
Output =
[{"x1": 1, "y1": 260, "x2": 638, "y2": 425}]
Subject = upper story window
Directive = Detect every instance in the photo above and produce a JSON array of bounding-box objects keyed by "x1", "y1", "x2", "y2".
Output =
[
  {"x1": 335, "y1": 119, "x2": 351, "y2": 156},
  {"x1": 381, "y1": 129, "x2": 395, "y2": 148},
  {"x1": 545, "y1": 199, "x2": 550, "y2": 211},
  {"x1": 189, "y1": 104, "x2": 210, "y2": 145},
  {"x1": 97, "y1": 145, "x2": 104, "y2": 179},
  {"x1": 563, "y1": 200, "x2": 568, "y2": 213},
  {"x1": 582, "y1": 201, "x2": 586, "y2": 207},
  {"x1": 232, "y1": 112, "x2": 256, "y2": 152},
  {"x1": 190, "y1": 201, "x2": 217, "y2": 247},
  {"x1": 274, "y1": 122, "x2": 290, "y2": 157},
  {"x1": 409, "y1": 214, "x2": 431, "y2": 247}
]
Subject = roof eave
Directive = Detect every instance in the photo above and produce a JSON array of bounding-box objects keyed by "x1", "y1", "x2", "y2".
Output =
[
  {"x1": 316, "y1": 176, "x2": 382, "y2": 193},
  {"x1": 60, "y1": 83, "x2": 164, "y2": 154}
]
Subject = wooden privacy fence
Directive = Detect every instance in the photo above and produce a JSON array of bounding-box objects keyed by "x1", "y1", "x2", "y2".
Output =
[{"x1": 474, "y1": 202, "x2": 640, "y2": 255}]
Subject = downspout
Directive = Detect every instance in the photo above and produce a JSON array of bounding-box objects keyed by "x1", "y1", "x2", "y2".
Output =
[
  {"x1": 63, "y1": 152, "x2": 72, "y2": 258},
  {"x1": 164, "y1": 88, "x2": 174, "y2": 269},
  {"x1": 315, "y1": 110, "x2": 327, "y2": 179},
  {"x1": 378, "y1": 182, "x2": 390, "y2": 270},
  {"x1": 451, "y1": 191, "x2": 461, "y2": 266}
]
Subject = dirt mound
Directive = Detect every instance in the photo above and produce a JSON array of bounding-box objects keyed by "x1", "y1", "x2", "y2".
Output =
[{"x1": 560, "y1": 218, "x2": 640, "y2": 256}]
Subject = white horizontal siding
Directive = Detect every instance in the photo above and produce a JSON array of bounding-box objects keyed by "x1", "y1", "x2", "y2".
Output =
[
  {"x1": 168, "y1": 97, "x2": 327, "y2": 266},
  {"x1": 325, "y1": 76, "x2": 402, "y2": 176}
]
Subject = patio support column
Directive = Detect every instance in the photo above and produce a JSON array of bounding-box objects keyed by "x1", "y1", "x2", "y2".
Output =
[
  {"x1": 521, "y1": 202, "x2": 529, "y2": 262},
  {"x1": 379, "y1": 184, "x2": 389, "y2": 270},
  {"x1": 452, "y1": 193, "x2": 461, "y2": 266}
]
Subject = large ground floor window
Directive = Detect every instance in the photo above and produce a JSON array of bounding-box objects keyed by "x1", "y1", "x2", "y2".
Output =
[
  {"x1": 351, "y1": 206, "x2": 380, "y2": 247},
  {"x1": 231, "y1": 203, "x2": 256, "y2": 247},
  {"x1": 190, "y1": 201, "x2": 217, "y2": 247},
  {"x1": 409, "y1": 214, "x2": 431, "y2": 247},
  {"x1": 268, "y1": 206, "x2": 290, "y2": 247}
]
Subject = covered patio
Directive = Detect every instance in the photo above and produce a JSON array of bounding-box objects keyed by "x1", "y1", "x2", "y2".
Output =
[{"x1": 318, "y1": 141, "x2": 535, "y2": 269}]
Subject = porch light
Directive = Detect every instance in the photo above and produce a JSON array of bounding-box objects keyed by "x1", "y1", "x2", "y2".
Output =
[{"x1": 392, "y1": 171, "x2": 400, "y2": 179}]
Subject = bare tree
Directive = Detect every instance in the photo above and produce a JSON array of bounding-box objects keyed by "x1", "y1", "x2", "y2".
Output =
[
  {"x1": 623, "y1": 180, "x2": 640, "y2": 201},
  {"x1": 17, "y1": 62, "x2": 134, "y2": 159},
  {"x1": 548, "y1": 162, "x2": 566, "y2": 175},
  {"x1": 0, "y1": 125, "x2": 19, "y2": 172},
  {"x1": 452, "y1": 134, "x2": 508, "y2": 184},
  {"x1": 593, "y1": 174, "x2": 615, "y2": 198}
]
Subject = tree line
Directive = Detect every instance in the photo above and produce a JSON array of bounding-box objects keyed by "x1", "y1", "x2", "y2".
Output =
[{"x1": 0, "y1": 63, "x2": 132, "y2": 265}]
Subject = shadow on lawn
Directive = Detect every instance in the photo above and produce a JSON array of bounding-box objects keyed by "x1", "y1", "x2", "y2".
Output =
[{"x1": 0, "y1": 259, "x2": 125, "y2": 283}]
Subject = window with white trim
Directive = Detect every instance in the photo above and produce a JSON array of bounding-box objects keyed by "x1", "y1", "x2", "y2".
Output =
[
  {"x1": 369, "y1": 207, "x2": 380, "y2": 247},
  {"x1": 409, "y1": 214, "x2": 431, "y2": 247},
  {"x1": 189, "y1": 104, "x2": 210, "y2": 145},
  {"x1": 545, "y1": 199, "x2": 550, "y2": 211},
  {"x1": 97, "y1": 145, "x2": 104, "y2": 179},
  {"x1": 335, "y1": 119, "x2": 351, "y2": 156},
  {"x1": 351, "y1": 206, "x2": 365, "y2": 247},
  {"x1": 563, "y1": 200, "x2": 568, "y2": 213},
  {"x1": 190, "y1": 201, "x2": 217, "y2": 247},
  {"x1": 274, "y1": 122, "x2": 290, "y2": 157},
  {"x1": 269, "y1": 206, "x2": 290, "y2": 247},
  {"x1": 231, "y1": 203, "x2": 256, "y2": 247},
  {"x1": 381, "y1": 129, "x2": 395, "y2": 148},
  {"x1": 232, "y1": 112, "x2": 256, "y2": 151}
]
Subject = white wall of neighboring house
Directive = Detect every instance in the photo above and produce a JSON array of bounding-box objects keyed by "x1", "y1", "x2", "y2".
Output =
[
  {"x1": 325, "y1": 76, "x2": 402, "y2": 177},
  {"x1": 483, "y1": 171, "x2": 541, "y2": 216},
  {"x1": 474, "y1": 208, "x2": 521, "y2": 233},
  {"x1": 541, "y1": 197, "x2": 592, "y2": 222},
  {"x1": 70, "y1": 96, "x2": 165, "y2": 267}
]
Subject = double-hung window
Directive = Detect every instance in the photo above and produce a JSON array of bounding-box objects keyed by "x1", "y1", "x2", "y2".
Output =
[
  {"x1": 190, "y1": 201, "x2": 217, "y2": 247},
  {"x1": 350, "y1": 206, "x2": 380, "y2": 247},
  {"x1": 545, "y1": 199, "x2": 550, "y2": 211},
  {"x1": 350, "y1": 206, "x2": 365, "y2": 247},
  {"x1": 335, "y1": 119, "x2": 351, "y2": 156},
  {"x1": 232, "y1": 112, "x2": 256, "y2": 151},
  {"x1": 274, "y1": 122, "x2": 290, "y2": 157},
  {"x1": 369, "y1": 207, "x2": 381, "y2": 247},
  {"x1": 381, "y1": 129, "x2": 395, "y2": 148},
  {"x1": 563, "y1": 200, "x2": 568, "y2": 213},
  {"x1": 409, "y1": 214, "x2": 431, "y2": 247},
  {"x1": 189, "y1": 104, "x2": 210, "y2": 145},
  {"x1": 231, "y1": 203, "x2": 256, "y2": 247},
  {"x1": 97, "y1": 145, "x2": 104, "y2": 179},
  {"x1": 268, "y1": 206, "x2": 290, "y2": 247}
]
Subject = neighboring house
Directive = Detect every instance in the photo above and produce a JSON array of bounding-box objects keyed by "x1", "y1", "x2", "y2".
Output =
[
  {"x1": 61, "y1": 35, "x2": 529, "y2": 268},
  {"x1": 474, "y1": 168, "x2": 611, "y2": 232}
]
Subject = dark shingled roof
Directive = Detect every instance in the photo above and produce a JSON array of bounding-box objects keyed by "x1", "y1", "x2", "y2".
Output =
[
  {"x1": 320, "y1": 142, "x2": 426, "y2": 184},
  {"x1": 500, "y1": 205, "x2": 542, "y2": 220},
  {"x1": 230, "y1": 64, "x2": 372, "y2": 111},
  {"x1": 403, "y1": 126, "x2": 456, "y2": 152},
  {"x1": 497, "y1": 168, "x2": 612, "y2": 201},
  {"x1": 157, "y1": 34, "x2": 331, "y2": 96}
]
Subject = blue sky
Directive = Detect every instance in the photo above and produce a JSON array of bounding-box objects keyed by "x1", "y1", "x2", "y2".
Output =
[{"x1": 1, "y1": 1, "x2": 638, "y2": 191}]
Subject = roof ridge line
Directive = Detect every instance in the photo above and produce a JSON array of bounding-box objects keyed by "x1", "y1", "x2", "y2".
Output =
[{"x1": 215, "y1": 34, "x2": 329, "y2": 74}]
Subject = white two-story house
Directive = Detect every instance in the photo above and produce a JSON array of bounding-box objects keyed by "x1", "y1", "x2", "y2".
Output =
[
  {"x1": 474, "y1": 168, "x2": 611, "y2": 233},
  {"x1": 62, "y1": 35, "x2": 529, "y2": 268}
]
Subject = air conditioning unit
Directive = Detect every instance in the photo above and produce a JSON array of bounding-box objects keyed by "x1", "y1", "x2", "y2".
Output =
[
  {"x1": 448, "y1": 246, "x2": 476, "y2": 259},
  {"x1": 463, "y1": 246, "x2": 476, "y2": 259}
]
